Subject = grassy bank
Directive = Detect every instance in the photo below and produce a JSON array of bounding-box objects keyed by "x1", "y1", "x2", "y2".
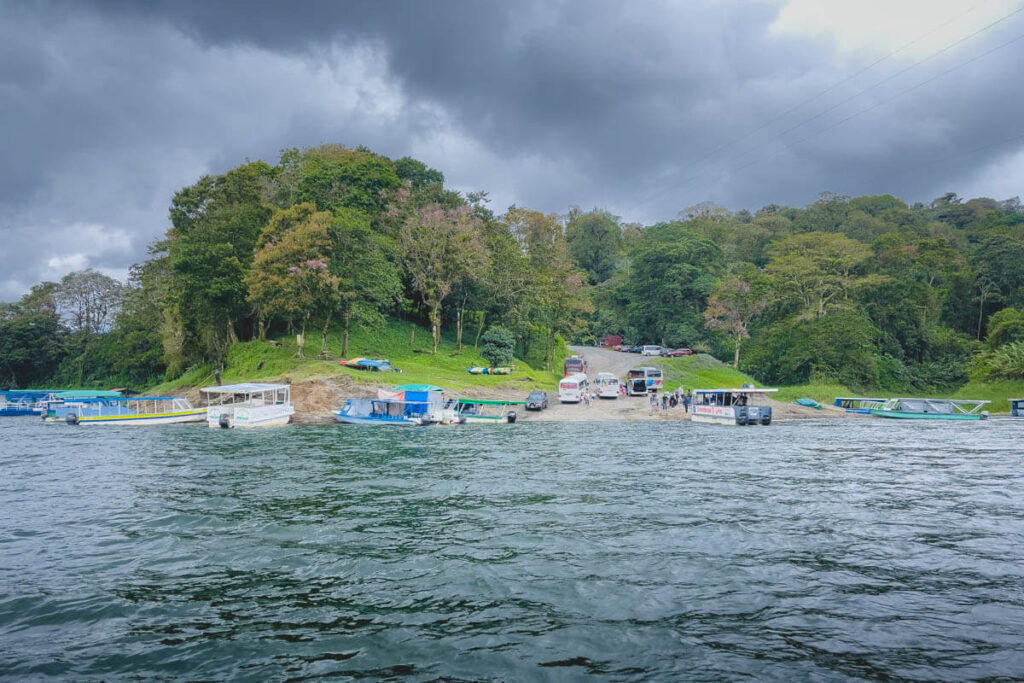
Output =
[
  {"x1": 653, "y1": 354, "x2": 757, "y2": 391},
  {"x1": 953, "y1": 380, "x2": 1024, "y2": 413},
  {"x1": 151, "y1": 319, "x2": 568, "y2": 396}
]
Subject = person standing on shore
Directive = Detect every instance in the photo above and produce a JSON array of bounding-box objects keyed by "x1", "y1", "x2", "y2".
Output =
[{"x1": 649, "y1": 392, "x2": 658, "y2": 414}]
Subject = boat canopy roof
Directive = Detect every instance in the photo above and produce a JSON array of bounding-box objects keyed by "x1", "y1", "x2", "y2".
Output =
[
  {"x1": 54, "y1": 390, "x2": 123, "y2": 399},
  {"x1": 391, "y1": 383, "x2": 444, "y2": 392},
  {"x1": 834, "y1": 397, "x2": 885, "y2": 402},
  {"x1": 201, "y1": 383, "x2": 289, "y2": 394},
  {"x1": 890, "y1": 397, "x2": 989, "y2": 404},
  {"x1": 456, "y1": 398, "x2": 527, "y2": 405},
  {"x1": 693, "y1": 387, "x2": 779, "y2": 394}
]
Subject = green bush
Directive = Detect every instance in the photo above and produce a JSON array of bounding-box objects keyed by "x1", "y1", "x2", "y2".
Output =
[{"x1": 481, "y1": 326, "x2": 515, "y2": 368}]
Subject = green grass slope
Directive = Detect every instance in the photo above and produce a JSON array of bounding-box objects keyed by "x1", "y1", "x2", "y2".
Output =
[
  {"x1": 953, "y1": 380, "x2": 1024, "y2": 414},
  {"x1": 151, "y1": 319, "x2": 566, "y2": 395},
  {"x1": 652, "y1": 354, "x2": 759, "y2": 391}
]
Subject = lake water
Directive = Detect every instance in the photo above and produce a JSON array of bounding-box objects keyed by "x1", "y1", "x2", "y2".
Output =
[{"x1": 1, "y1": 417, "x2": 1023, "y2": 680}]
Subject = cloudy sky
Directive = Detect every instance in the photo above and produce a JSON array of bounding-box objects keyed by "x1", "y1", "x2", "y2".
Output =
[{"x1": 2, "y1": 0, "x2": 1023, "y2": 300}]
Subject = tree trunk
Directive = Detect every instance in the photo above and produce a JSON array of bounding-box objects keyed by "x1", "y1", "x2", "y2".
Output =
[
  {"x1": 429, "y1": 303, "x2": 441, "y2": 354},
  {"x1": 456, "y1": 303, "x2": 464, "y2": 352},
  {"x1": 978, "y1": 295, "x2": 985, "y2": 340},
  {"x1": 297, "y1": 315, "x2": 308, "y2": 358},
  {"x1": 733, "y1": 335, "x2": 741, "y2": 369},
  {"x1": 474, "y1": 311, "x2": 486, "y2": 348},
  {"x1": 257, "y1": 315, "x2": 266, "y2": 341},
  {"x1": 319, "y1": 313, "x2": 331, "y2": 359},
  {"x1": 410, "y1": 323, "x2": 416, "y2": 348},
  {"x1": 343, "y1": 311, "x2": 351, "y2": 358}
]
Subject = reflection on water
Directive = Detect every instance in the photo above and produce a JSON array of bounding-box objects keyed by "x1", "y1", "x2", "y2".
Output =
[{"x1": 1, "y1": 418, "x2": 1023, "y2": 680}]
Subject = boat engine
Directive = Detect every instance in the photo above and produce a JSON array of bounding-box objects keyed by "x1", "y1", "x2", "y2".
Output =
[
  {"x1": 218, "y1": 413, "x2": 231, "y2": 429},
  {"x1": 734, "y1": 406, "x2": 749, "y2": 425},
  {"x1": 507, "y1": 410, "x2": 517, "y2": 424},
  {"x1": 65, "y1": 413, "x2": 79, "y2": 425}
]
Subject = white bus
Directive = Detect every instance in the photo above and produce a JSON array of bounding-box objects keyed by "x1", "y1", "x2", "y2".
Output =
[
  {"x1": 558, "y1": 373, "x2": 589, "y2": 403},
  {"x1": 595, "y1": 372, "x2": 620, "y2": 398},
  {"x1": 625, "y1": 367, "x2": 663, "y2": 395}
]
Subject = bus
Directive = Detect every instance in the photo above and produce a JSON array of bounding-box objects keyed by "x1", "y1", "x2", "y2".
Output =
[
  {"x1": 563, "y1": 355, "x2": 586, "y2": 377},
  {"x1": 626, "y1": 367, "x2": 663, "y2": 395},
  {"x1": 558, "y1": 373, "x2": 589, "y2": 403},
  {"x1": 595, "y1": 372, "x2": 620, "y2": 398}
]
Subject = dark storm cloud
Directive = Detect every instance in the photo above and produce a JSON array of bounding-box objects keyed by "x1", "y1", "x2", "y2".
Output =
[{"x1": 2, "y1": 0, "x2": 1023, "y2": 298}]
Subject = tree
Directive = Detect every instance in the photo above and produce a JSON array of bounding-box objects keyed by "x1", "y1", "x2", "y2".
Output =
[
  {"x1": 480, "y1": 326, "x2": 515, "y2": 368},
  {"x1": 704, "y1": 269, "x2": 770, "y2": 368},
  {"x1": 328, "y1": 207, "x2": 402, "y2": 357},
  {"x1": 166, "y1": 162, "x2": 274, "y2": 366},
  {"x1": 766, "y1": 231, "x2": 879, "y2": 320},
  {"x1": 247, "y1": 203, "x2": 341, "y2": 358},
  {"x1": 565, "y1": 208, "x2": 622, "y2": 284},
  {"x1": 401, "y1": 203, "x2": 489, "y2": 354},
  {"x1": 54, "y1": 269, "x2": 124, "y2": 334}
]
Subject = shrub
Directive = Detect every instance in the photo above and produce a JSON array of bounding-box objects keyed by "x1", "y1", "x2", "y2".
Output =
[{"x1": 481, "y1": 326, "x2": 515, "y2": 368}]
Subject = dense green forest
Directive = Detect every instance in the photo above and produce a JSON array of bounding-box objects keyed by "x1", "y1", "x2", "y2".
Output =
[{"x1": 3, "y1": 143, "x2": 1023, "y2": 393}]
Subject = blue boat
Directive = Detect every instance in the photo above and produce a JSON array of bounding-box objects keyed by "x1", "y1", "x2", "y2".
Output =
[
  {"x1": 334, "y1": 384, "x2": 450, "y2": 425},
  {"x1": 1010, "y1": 398, "x2": 1024, "y2": 417},
  {"x1": 41, "y1": 391, "x2": 126, "y2": 422},
  {"x1": 833, "y1": 397, "x2": 886, "y2": 414},
  {"x1": 0, "y1": 389, "x2": 65, "y2": 416}
]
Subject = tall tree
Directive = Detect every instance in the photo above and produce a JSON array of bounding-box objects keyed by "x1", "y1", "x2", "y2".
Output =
[
  {"x1": 54, "y1": 269, "x2": 124, "y2": 334},
  {"x1": 704, "y1": 268, "x2": 771, "y2": 368},
  {"x1": 565, "y1": 208, "x2": 622, "y2": 284},
  {"x1": 247, "y1": 203, "x2": 340, "y2": 358},
  {"x1": 401, "y1": 203, "x2": 489, "y2": 354}
]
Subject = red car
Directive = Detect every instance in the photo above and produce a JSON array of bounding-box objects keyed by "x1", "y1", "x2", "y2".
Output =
[{"x1": 666, "y1": 348, "x2": 693, "y2": 357}]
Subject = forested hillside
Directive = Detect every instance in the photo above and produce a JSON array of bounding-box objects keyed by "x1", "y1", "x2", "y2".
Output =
[{"x1": 2, "y1": 144, "x2": 1023, "y2": 394}]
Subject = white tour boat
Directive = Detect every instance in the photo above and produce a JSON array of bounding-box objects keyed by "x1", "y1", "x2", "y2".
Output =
[
  {"x1": 202, "y1": 383, "x2": 295, "y2": 428},
  {"x1": 690, "y1": 387, "x2": 778, "y2": 425}
]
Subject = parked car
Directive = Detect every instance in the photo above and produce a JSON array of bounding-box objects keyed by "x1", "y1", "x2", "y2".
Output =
[
  {"x1": 525, "y1": 390, "x2": 549, "y2": 411},
  {"x1": 619, "y1": 345, "x2": 639, "y2": 353},
  {"x1": 665, "y1": 348, "x2": 693, "y2": 357},
  {"x1": 641, "y1": 345, "x2": 663, "y2": 356}
]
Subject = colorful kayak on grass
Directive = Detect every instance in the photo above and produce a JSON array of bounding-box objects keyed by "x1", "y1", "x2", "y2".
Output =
[
  {"x1": 467, "y1": 366, "x2": 512, "y2": 375},
  {"x1": 339, "y1": 358, "x2": 392, "y2": 371}
]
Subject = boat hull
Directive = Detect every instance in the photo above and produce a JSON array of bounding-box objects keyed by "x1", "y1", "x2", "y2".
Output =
[
  {"x1": 459, "y1": 415, "x2": 508, "y2": 424},
  {"x1": 691, "y1": 405, "x2": 772, "y2": 425},
  {"x1": 868, "y1": 410, "x2": 985, "y2": 421},
  {"x1": 77, "y1": 409, "x2": 207, "y2": 425},
  {"x1": 333, "y1": 412, "x2": 421, "y2": 426},
  {"x1": 207, "y1": 406, "x2": 294, "y2": 428}
]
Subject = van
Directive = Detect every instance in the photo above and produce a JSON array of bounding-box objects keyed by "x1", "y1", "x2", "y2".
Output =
[{"x1": 641, "y1": 345, "x2": 662, "y2": 356}]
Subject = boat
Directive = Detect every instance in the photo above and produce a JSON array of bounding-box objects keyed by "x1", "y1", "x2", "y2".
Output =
[
  {"x1": 335, "y1": 384, "x2": 451, "y2": 425},
  {"x1": 201, "y1": 383, "x2": 295, "y2": 428},
  {"x1": 795, "y1": 398, "x2": 822, "y2": 409},
  {"x1": 334, "y1": 397, "x2": 432, "y2": 425},
  {"x1": 339, "y1": 357, "x2": 392, "y2": 371},
  {"x1": 833, "y1": 397, "x2": 886, "y2": 414},
  {"x1": 1, "y1": 390, "x2": 61, "y2": 416},
  {"x1": 57, "y1": 397, "x2": 206, "y2": 425},
  {"x1": 690, "y1": 387, "x2": 778, "y2": 425},
  {"x1": 467, "y1": 366, "x2": 513, "y2": 375},
  {"x1": 868, "y1": 398, "x2": 990, "y2": 421},
  {"x1": 455, "y1": 399, "x2": 525, "y2": 423},
  {"x1": 1010, "y1": 398, "x2": 1024, "y2": 417},
  {"x1": 40, "y1": 390, "x2": 127, "y2": 421}
]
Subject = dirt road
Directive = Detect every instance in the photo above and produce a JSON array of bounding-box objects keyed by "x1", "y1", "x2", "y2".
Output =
[{"x1": 523, "y1": 345, "x2": 676, "y2": 421}]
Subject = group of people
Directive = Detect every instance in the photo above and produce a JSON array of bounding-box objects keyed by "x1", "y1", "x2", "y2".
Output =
[{"x1": 649, "y1": 388, "x2": 691, "y2": 414}]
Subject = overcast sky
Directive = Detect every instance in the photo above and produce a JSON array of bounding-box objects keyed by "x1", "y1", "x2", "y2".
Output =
[{"x1": 2, "y1": 0, "x2": 1023, "y2": 300}]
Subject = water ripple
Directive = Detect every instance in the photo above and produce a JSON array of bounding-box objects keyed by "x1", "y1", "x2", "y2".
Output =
[{"x1": 1, "y1": 417, "x2": 1023, "y2": 680}]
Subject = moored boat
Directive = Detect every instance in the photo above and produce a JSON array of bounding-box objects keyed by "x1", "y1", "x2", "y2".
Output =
[
  {"x1": 795, "y1": 398, "x2": 822, "y2": 409},
  {"x1": 690, "y1": 387, "x2": 778, "y2": 425},
  {"x1": 833, "y1": 397, "x2": 886, "y2": 414},
  {"x1": 59, "y1": 397, "x2": 206, "y2": 425},
  {"x1": 455, "y1": 399, "x2": 524, "y2": 423},
  {"x1": 41, "y1": 390, "x2": 127, "y2": 421},
  {"x1": 1010, "y1": 398, "x2": 1024, "y2": 417},
  {"x1": 335, "y1": 384, "x2": 451, "y2": 425},
  {"x1": 202, "y1": 383, "x2": 294, "y2": 428},
  {"x1": 868, "y1": 398, "x2": 990, "y2": 421},
  {"x1": 1, "y1": 390, "x2": 61, "y2": 416}
]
